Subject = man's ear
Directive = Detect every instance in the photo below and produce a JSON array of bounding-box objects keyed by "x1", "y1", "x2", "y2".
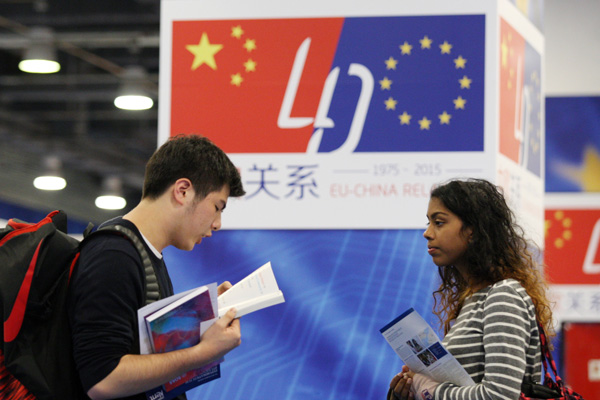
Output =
[{"x1": 173, "y1": 178, "x2": 193, "y2": 205}]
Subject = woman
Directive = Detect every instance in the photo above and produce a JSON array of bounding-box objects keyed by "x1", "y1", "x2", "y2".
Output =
[{"x1": 389, "y1": 178, "x2": 553, "y2": 400}]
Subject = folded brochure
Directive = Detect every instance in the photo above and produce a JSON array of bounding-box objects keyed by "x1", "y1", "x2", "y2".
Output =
[{"x1": 380, "y1": 308, "x2": 474, "y2": 387}]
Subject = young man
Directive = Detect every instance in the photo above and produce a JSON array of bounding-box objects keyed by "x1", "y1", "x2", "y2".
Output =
[{"x1": 68, "y1": 135, "x2": 245, "y2": 399}]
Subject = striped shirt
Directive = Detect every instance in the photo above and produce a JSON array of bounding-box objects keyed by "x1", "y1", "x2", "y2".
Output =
[{"x1": 434, "y1": 279, "x2": 542, "y2": 400}]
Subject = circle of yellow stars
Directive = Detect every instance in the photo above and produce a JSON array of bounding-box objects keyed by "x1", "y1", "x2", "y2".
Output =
[
  {"x1": 545, "y1": 210, "x2": 573, "y2": 249},
  {"x1": 185, "y1": 25, "x2": 258, "y2": 87},
  {"x1": 379, "y1": 35, "x2": 472, "y2": 131}
]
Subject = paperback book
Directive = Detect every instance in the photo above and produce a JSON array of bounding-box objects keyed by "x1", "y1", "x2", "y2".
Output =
[
  {"x1": 217, "y1": 261, "x2": 285, "y2": 318},
  {"x1": 138, "y1": 283, "x2": 220, "y2": 400}
]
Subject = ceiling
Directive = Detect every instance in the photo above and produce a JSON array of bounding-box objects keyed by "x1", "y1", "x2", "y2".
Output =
[{"x1": 0, "y1": 0, "x2": 161, "y2": 224}]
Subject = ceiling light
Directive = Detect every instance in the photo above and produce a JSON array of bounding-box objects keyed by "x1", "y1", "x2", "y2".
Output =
[
  {"x1": 114, "y1": 66, "x2": 154, "y2": 110},
  {"x1": 19, "y1": 27, "x2": 61, "y2": 74},
  {"x1": 33, "y1": 156, "x2": 66, "y2": 190},
  {"x1": 95, "y1": 177, "x2": 127, "y2": 210}
]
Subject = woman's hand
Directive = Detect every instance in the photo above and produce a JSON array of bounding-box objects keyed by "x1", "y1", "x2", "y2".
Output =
[
  {"x1": 410, "y1": 372, "x2": 440, "y2": 400},
  {"x1": 389, "y1": 365, "x2": 415, "y2": 400}
]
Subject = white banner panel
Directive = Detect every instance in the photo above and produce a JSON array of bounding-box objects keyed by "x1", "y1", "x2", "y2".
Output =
[{"x1": 158, "y1": 0, "x2": 540, "y2": 230}]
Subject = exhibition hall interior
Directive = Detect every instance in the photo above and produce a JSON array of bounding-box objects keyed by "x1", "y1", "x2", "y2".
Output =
[{"x1": 0, "y1": 0, "x2": 598, "y2": 399}]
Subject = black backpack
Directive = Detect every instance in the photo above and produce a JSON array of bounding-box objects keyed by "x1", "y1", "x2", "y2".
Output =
[{"x1": 0, "y1": 210, "x2": 160, "y2": 399}]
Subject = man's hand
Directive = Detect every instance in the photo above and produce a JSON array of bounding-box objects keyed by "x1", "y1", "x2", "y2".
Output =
[
  {"x1": 217, "y1": 281, "x2": 232, "y2": 296},
  {"x1": 197, "y1": 308, "x2": 241, "y2": 363}
]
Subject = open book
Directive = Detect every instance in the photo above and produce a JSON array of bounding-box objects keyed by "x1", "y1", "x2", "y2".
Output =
[
  {"x1": 380, "y1": 308, "x2": 474, "y2": 387},
  {"x1": 218, "y1": 261, "x2": 285, "y2": 318}
]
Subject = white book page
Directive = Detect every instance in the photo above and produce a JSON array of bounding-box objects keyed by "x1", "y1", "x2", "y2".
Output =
[{"x1": 218, "y1": 262, "x2": 285, "y2": 318}]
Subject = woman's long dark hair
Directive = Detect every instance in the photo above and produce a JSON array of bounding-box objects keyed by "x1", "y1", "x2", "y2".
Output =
[{"x1": 430, "y1": 179, "x2": 553, "y2": 337}]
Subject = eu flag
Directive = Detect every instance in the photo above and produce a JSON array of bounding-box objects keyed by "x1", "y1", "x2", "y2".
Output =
[{"x1": 317, "y1": 15, "x2": 486, "y2": 152}]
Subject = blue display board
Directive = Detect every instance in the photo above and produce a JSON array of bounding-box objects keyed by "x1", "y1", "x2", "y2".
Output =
[{"x1": 165, "y1": 229, "x2": 438, "y2": 400}]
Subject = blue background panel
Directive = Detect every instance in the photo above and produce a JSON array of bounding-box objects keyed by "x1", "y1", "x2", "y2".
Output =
[{"x1": 165, "y1": 229, "x2": 439, "y2": 400}]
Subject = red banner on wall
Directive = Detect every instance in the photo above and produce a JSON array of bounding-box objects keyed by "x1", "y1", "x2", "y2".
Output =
[{"x1": 545, "y1": 208, "x2": 600, "y2": 284}]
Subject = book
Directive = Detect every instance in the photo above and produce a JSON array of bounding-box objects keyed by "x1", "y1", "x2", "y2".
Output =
[
  {"x1": 217, "y1": 262, "x2": 285, "y2": 318},
  {"x1": 137, "y1": 262, "x2": 284, "y2": 399},
  {"x1": 138, "y1": 283, "x2": 221, "y2": 400},
  {"x1": 380, "y1": 308, "x2": 475, "y2": 387}
]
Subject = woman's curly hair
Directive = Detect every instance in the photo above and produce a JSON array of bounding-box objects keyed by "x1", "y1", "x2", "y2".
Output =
[{"x1": 430, "y1": 179, "x2": 554, "y2": 338}]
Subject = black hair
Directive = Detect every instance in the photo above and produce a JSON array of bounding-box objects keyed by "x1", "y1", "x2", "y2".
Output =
[{"x1": 142, "y1": 134, "x2": 245, "y2": 200}]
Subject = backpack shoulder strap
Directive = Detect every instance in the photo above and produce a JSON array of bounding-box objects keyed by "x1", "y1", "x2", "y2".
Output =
[{"x1": 84, "y1": 225, "x2": 161, "y2": 304}]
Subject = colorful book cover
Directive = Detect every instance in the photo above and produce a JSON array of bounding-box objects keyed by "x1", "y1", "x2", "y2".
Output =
[{"x1": 144, "y1": 285, "x2": 220, "y2": 400}]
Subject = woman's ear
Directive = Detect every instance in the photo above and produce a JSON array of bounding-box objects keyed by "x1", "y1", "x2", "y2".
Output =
[{"x1": 465, "y1": 226, "x2": 474, "y2": 243}]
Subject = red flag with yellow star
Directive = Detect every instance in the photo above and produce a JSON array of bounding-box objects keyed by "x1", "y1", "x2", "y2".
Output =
[
  {"x1": 499, "y1": 17, "x2": 542, "y2": 176},
  {"x1": 545, "y1": 208, "x2": 600, "y2": 284},
  {"x1": 170, "y1": 18, "x2": 343, "y2": 153},
  {"x1": 499, "y1": 18, "x2": 526, "y2": 163}
]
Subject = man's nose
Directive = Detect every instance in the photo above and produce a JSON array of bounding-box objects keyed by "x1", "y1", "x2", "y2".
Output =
[{"x1": 212, "y1": 213, "x2": 222, "y2": 231}]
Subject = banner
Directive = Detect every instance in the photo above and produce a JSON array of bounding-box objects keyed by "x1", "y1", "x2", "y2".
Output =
[{"x1": 159, "y1": 1, "x2": 501, "y2": 229}]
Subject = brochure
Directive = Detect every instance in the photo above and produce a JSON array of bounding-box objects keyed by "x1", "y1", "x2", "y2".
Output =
[{"x1": 380, "y1": 308, "x2": 475, "y2": 387}]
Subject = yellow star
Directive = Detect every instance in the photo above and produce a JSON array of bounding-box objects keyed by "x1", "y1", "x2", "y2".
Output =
[
  {"x1": 186, "y1": 33, "x2": 223, "y2": 71},
  {"x1": 384, "y1": 97, "x2": 397, "y2": 110},
  {"x1": 418, "y1": 117, "x2": 432, "y2": 130},
  {"x1": 438, "y1": 111, "x2": 451, "y2": 124},
  {"x1": 399, "y1": 41, "x2": 413, "y2": 55},
  {"x1": 398, "y1": 111, "x2": 411, "y2": 125},
  {"x1": 243, "y1": 38, "x2": 256, "y2": 52},
  {"x1": 559, "y1": 146, "x2": 600, "y2": 191},
  {"x1": 230, "y1": 73, "x2": 243, "y2": 86},
  {"x1": 379, "y1": 77, "x2": 392, "y2": 90},
  {"x1": 385, "y1": 56, "x2": 398, "y2": 70},
  {"x1": 439, "y1": 41, "x2": 452, "y2": 54},
  {"x1": 459, "y1": 75, "x2": 472, "y2": 89},
  {"x1": 420, "y1": 36, "x2": 433, "y2": 49},
  {"x1": 454, "y1": 55, "x2": 467, "y2": 69},
  {"x1": 453, "y1": 96, "x2": 467, "y2": 109},
  {"x1": 231, "y1": 25, "x2": 244, "y2": 39},
  {"x1": 244, "y1": 58, "x2": 257, "y2": 72},
  {"x1": 501, "y1": 37, "x2": 509, "y2": 68}
]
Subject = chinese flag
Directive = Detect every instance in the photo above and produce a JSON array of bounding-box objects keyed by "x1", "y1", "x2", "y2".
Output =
[
  {"x1": 170, "y1": 18, "x2": 343, "y2": 153},
  {"x1": 544, "y1": 209, "x2": 600, "y2": 284},
  {"x1": 499, "y1": 18, "x2": 525, "y2": 163}
]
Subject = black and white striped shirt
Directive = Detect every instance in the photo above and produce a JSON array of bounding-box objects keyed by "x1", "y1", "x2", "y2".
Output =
[{"x1": 434, "y1": 279, "x2": 542, "y2": 400}]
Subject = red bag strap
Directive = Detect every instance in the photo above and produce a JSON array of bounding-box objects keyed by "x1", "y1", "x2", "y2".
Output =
[{"x1": 537, "y1": 322, "x2": 566, "y2": 390}]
